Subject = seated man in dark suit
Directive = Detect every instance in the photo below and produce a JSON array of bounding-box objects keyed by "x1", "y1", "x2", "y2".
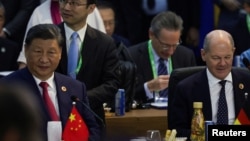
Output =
[
  {"x1": 1, "y1": 24, "x2": 100, "y2": 141},
  {"x1": 169, "y1": 30, "x2": 250, "y2": 139},
  {"x1": 0, "y1": 2, "x2": 19, "y2": 71},
  {"x1": 128, "y1": 11, "x2": 196, "y2": 105}
]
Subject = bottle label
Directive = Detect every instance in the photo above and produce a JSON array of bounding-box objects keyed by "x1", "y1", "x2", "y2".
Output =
[{"x1": 190, "y1": 110, "x2": 205, "y2": 141}]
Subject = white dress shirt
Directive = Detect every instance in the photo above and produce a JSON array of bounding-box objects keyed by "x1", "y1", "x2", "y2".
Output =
[
  {"x1": 33, "y1": 74, "x2": 59, "y2": 116},
  {"x1": 144, "y1": 44, "x2": 169, "y2": 100},
  {"x1": 207, "y1": 68, "x2": 235, "y2": 124}
]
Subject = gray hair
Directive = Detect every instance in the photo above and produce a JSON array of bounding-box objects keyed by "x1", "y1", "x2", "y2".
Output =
[{"x1": 150, "y1": 11, "x2": 183, "y2": 37}]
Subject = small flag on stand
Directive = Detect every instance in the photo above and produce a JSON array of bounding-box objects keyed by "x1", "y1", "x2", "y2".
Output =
[
  {"x1": 62, "y1": 102, "x2": 89, "y2": 141},
  {"x1": 234, "y1": 93, "x2": 250, "y2": 125}
]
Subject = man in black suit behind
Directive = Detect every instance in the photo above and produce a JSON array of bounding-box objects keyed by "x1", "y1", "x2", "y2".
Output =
[
  {"x1": 0, "y1": 2, "x2": 19, "y2": 71},
  {"x1": 128, "y1": 11, "x2": 196, "y2": 104},
  {"x1": 169, "y1": 30, "x2": 250, "y2": 139},
  {"x1": 55, "y1": 0, "x2": 120, "y2": 138},
  {"x1": 0, "y1": 0, "x2": 39, "y2": 47}
]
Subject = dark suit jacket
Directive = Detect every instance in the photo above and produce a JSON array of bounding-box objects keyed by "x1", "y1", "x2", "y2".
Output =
[
  {"x1": 56, "y1": 23, "x2": 120, "y2": 127},
  {"x1": 169, "y1": 68, "x2": 250, "y2": 138},
  {"x1": 214, "y1": 0, "x2": 243, "y2": 33},
  {"x1": 128, "y1": 41, "x2": 196, "y2": 103},
  {"x1": 231, "y1": 14, "x2": 250, "y2": 56},
  {"x1": 1, "y1": 68, "x2": 100, "y2": 141},
  {"x1": 1, "y1": 0, "x2": 39, "y2": 45},
  {"x1": 0, "y1": 38, "x2": 19, "y2": 71}
]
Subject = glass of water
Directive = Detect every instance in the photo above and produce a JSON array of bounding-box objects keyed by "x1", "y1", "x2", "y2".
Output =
[{"x1": 146, "y1": 130, "x2": 161, "y2": 141}]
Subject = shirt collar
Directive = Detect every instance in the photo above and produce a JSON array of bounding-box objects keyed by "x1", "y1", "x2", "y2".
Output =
[
  {"x1": 206, "y1": 68, "x2": 233, "y2": 85},
  {"x1": 150, "y1": 41, "x2": 168, "y2": 63},
  {"x1": 64, "y1": 23, "x2": 87, "y2": 42},
  {"x1": 33, "y1": 73, "x2": 55, "y2": 89}
]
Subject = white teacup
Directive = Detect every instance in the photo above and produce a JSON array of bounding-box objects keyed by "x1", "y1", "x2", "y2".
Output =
[{"x1": 47, "y1": 121, "x2": 62, "y2": 141}]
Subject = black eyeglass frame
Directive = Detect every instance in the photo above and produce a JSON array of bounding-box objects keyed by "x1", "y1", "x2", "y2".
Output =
[{"x1": 59, "y1": 0, "x2": 87, "y2": 7}]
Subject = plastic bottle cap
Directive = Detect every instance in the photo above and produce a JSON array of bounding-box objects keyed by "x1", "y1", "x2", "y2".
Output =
[
  {"x1": 193, "y1": 102, "x2": 202, "y2": 108},
  {"x1": 118, "y1": 89, "x2": 125, "y2": 92}
]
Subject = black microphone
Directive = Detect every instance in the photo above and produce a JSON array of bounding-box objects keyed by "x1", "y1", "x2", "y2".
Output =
[
  {"x1": 243, "y1": 58, "x2": 250, "y2": 70},
  {"x1": 70, "y1": 96, "x2": 105, "y2": 127}
]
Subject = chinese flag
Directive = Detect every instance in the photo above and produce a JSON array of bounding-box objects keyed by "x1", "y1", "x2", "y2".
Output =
[
  {"x1": 62, "y1": 105, "x2": 89, "y2": 141},
  {"x1": 234, "y1": 97, "x2": 250, "y2": 125}
]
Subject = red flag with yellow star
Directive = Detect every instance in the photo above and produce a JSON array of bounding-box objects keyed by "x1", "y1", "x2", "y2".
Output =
[{"x1": 62, "y1": 104, "x2": 89, "y2": 141}]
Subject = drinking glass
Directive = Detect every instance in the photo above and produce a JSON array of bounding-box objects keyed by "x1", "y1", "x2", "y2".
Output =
[{"x1": 146, "y1": 130, "x2": 161, "y2": 141}]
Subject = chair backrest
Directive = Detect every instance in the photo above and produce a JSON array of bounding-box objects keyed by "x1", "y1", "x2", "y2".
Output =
[
  {"x1": 168, "y1": 66, "x2": 205, "y2": 105},
  {"x1": 168, "y1": 66, "x2": 205, "y2": 124}
]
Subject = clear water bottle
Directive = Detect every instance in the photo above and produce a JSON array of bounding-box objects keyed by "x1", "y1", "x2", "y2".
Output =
[{"x1": 115, "y1": 89, "x2": 125, "y2": 116}]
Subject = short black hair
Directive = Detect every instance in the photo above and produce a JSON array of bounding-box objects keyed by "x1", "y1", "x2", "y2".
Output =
[
  {"x1": 87, "y1": 0, "x2": 96, "y2": 5},
  {"x1": 25, "y1": 24, "x2": 64, "y2": 48},
  {"x1": 96, "y1": 0, "x2": 114, "y2": 10}
]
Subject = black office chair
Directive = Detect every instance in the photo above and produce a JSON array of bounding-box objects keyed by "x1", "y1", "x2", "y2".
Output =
[{"x1": 168, "y1": 66, "x2": 206, "y2": 127}]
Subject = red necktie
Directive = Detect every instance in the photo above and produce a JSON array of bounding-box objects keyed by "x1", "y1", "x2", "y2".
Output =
[{"x1": 39, "y1": 82, "x2": 59, "y2": 121}]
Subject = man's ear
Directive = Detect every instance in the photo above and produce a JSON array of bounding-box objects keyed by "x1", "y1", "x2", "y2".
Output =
[
  {"x1": 87, "y1": 4, "x2": 96, "y2": 14},
  {"x1": 201, "y1": 49, "x2": 206, "y2": 61},
  {"x1": 148, "y1": 29, "x2": 154, "y2": 39}
]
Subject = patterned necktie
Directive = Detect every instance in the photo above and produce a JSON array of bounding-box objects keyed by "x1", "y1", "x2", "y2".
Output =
[
  {"x1": 39, "y1": 82, "x2": 59, "y2": 121},
  {"x1": 68, "y1": 32, "x2": 79, "y2": 79},
  {"x1": 158, "y1": 58, "x2": 168, "y2": 97},
  {"x1": 217, "y1": 80, "x2": 228, "y2": 124}
]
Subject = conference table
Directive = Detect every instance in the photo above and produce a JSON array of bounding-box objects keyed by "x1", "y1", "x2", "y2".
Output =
[{"x1": 105, "y1": 108, "x2": 168, "y2": 141}]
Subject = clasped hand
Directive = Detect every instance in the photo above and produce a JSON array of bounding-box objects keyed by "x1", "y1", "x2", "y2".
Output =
[{"x1": 147, "y1": 75, "x2": 169, "y2": 92}]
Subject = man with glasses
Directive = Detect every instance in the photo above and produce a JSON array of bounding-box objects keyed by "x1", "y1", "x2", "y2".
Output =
[
  {"x1": 55, "y1": 0, "x2": 120, "y2": 140},
  {"x1": 128, "y1": 11, "x2": 196, "y2": 105},
  {"x1": 17, "y1": 0, "x2": 106, "y2": 69}
]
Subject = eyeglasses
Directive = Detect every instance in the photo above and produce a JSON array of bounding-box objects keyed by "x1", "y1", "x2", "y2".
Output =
[
  {"x1": 155, "y1": 36, "x2": 181, "y2": 50},
  {"x1": 103, "y1": 20, "x2": 115, "y2": 27},
  {"x1": 59, "y1": 0, "x2": 87, "y2": 7}
]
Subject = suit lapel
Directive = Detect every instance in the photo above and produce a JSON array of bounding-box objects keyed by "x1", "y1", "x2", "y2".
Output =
[
  {"x1": 21, "y1": 68, "x2": 51, "y2": 120},
  {"x1": 195, "y1": 70, "x2": 213, "y2": 119},
  {"x1": 53, "y1": 73, "x2": 72, "y2": 125},
  {"x1": 138, "y1": 43, "x2": 154, "y2": 80},
  {"x1": 231, "y1": 69, "x2": 247, "y2": 116},
  {"x1": 80, "y1": 25, "x2": 98, "y2": 71},
  {"x1": 57, "y1": 23, "x2": 68, "y2": 74}
]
